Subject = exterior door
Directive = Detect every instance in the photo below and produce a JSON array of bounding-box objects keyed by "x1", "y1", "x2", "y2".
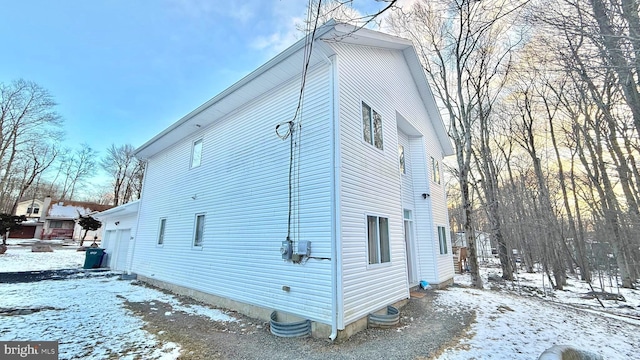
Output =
[
  {"x1": 404, "y1": 210, "x2": 418, "y2": 285},
  {"x1": 114, "y1": 229, "x2": 131, "y2": 271}
]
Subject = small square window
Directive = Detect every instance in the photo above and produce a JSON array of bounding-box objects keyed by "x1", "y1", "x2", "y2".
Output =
[
  {"x1": 191, "y1": 139, "x2": 203, "y2": 168},
  {"x1": 157, "y1": 218, "x2": 166, "y2": 245},
  {"x1": 50, "y1": 220, "x2": 63, "y2": 229},
  {"x1": 362, "y1": 102, "x2": 383, "y2": 150},
  {"x1": 367, "y1": 215, "x2": 390, "y2": 264},
  {"x1": 438, "y1": 226, "x2": 448, "y2": 255},
  {"x1": 193, "y1": 214, "x2": 205, "y2": 247}
]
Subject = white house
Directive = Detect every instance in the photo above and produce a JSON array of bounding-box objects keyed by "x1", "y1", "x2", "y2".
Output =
[
  {"x1": 95, "y1": 200, "x2": 139, "y2": 271},
  {"x1": 130, "y1": 22, "x2": 454, "y2": 339},
  {"x1": 454, "y1": 231, "x2": 493, "y2": 260}
]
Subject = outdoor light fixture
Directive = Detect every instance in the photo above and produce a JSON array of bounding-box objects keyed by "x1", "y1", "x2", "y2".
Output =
[{"x1": 422, "y1": 193, "x2": 430, "y2": 199}]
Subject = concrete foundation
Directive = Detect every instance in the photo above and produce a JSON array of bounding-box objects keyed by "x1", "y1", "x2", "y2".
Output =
[{"x1": 137, "y1": 275, "x2": 414, "y2": 340}]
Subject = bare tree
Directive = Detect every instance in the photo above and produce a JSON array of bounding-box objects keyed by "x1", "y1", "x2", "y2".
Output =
[
  {"x1": 9, "y1": 144, "x2": 59, "y2": 213},
  {"x1": 389, "y1": 0, "x2": 527, "y2": 288},
  {"x1": 0, "y1": 79, "x2": 62, "y2": 212},
  {"x1": 101, "y1": 144, "x2": 145, "y2": 206},
  {"x1": 57, "y1": 144, "x2": 97, "y2": 201}
]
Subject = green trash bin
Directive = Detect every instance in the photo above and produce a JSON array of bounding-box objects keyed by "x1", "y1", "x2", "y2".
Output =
[{"x1": 83, "y1": 248, "x2": 105, "y2": 269}]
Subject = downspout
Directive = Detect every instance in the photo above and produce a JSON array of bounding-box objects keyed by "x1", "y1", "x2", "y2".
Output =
[
  {"x1": 128, "y1": 160, "x2": 149, "y2": 275},
  {"x1": 329, "y1": 53, "x2": 342, "y2": 341}
]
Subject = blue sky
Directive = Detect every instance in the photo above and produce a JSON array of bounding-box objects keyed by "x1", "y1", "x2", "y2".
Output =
[
  {"x1": 0, "y1": 0, "x2": 314, "y2": 151},
  {"x1": 0, "y1": 0, "x2": 397, "y2": 190}
]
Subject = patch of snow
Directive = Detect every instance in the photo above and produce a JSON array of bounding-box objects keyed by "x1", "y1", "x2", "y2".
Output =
[
  {"x1": 444, "y1": 260, "x2": 640, "y2": 359},
  {"x1": 434, "y1": 287, "x2": 639, "y2": 359},
  {"x1": 0, "y1": 247, "x2": 84, "y2": 272},
  {"x1": 0, "y1": 277, "x2": 182, "y2": 359},
  {"x1": 48, "y1": 204, "x2": 92, "y2": 218},
  {"x1": 118, "y1": 283, "x2": 237, "y2": 323}
]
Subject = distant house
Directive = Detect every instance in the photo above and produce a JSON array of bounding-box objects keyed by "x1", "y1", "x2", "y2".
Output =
[
  {"x1": 15, "y1": 198, "x2": 45, "y2": 220},
  {"x1": 129, "y1": 22, "x2": 455, "y2": 339},
  {"x1": 41, "y1": 199, "x2": 113, "y2": 240},
  {"x1": 454, "y1": 231, "x2": 493, "y2": 260},
  {"x1": 11, "y1": 197, "x2": 50, "y2": 239}
]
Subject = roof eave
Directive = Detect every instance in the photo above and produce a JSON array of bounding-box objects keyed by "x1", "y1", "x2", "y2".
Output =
[{"x1": 135, "y1": 21, "x2": 338, "y2": 159}]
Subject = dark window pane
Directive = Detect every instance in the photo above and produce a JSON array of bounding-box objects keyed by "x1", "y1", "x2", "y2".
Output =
[
  {"x1": 367, "y1": 215, "x2": 378, "y2": 264},
  {"x1": 373, "y1": 110, "x2": 383, "y2": 150},
  {"x1": 362, "y1": 103, "x2": 372, "y2": 145},
  {"x1": 379, "y1": 217, "x2": 390, "y2": 263}
]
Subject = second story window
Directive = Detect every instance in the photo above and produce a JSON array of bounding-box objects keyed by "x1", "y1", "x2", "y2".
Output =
[
  {"x1": 191, "y1": 139, "x2": 203, "y2": 168},
  {"x1": 362, "y1": 102, "x2": 383, "y2": 150},
  {"x1": 398, "y1": 145, "x2": 405, "y2": 174},
  {"x1": 431, "y1": 157, "x2": 440, "y2": 184}
]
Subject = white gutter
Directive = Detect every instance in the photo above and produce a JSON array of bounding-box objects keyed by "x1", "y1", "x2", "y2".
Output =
[{"x1": 329, "y1": 53, "x2": 342, "y2": 341}]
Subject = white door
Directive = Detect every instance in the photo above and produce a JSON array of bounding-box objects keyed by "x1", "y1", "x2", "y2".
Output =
[
  {"x1": 404, "y1": 210, "x2": 418, "y2": 285},
  {"x1": 114, "y1": 229, "x2": 131, "y2": 271}
]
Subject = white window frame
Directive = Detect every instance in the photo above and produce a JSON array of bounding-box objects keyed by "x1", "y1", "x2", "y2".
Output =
[
  {"x1": 191, "y1": 138, "x2": 203, "y2": 168},
  {"x1": 438, "y1": 225, "x2": 448, "y2": 255},
  {"x1": 399, "y1": 145, "x2": 406, "y2": 174},
  {"x1": 361, "y1": 101, "x2": 383, "y2": 150},
  {"x1": 157, "y1": 218, "x2": 166, "y2": 246},
  {"x1": 366, "y1": 214, "x2": 391, "y2": 266},
  {"x1": 431, "y1": 156, "x2": 441, "y2": 184},
  {"x1": 192, "y1": 213, "x2": 206, "y2": 249}
]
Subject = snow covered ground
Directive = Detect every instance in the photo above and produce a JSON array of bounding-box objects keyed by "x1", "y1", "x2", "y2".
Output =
[
  {"x1": 0, "y1": 276, "x2": 238, "y2": 359},
  {"x1": 0, "y1": 239, "x2": 237, "y2": 359},
  {"x1": 2, "y1": 243, "x2": 638, "y2": 359},
  {"x1": 0, "y1": 244, "x2": 85, "y2": 272},
  {"x1": 437, "y1": 264, "x2": 640, "y2": 359}
]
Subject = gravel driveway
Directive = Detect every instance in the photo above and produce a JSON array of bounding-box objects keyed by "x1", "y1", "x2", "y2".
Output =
[{"x1": 124, "y1": 285, "x2": 474, "y2": 360}]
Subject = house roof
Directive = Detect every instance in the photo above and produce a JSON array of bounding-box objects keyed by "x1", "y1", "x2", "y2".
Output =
[
  {"x1": 135, "y1": 21, "x2": 453, "y2": 158},
  {"x1": 94, "y1": 200, "x2": 140, "y2": 219},
  {"x1": 47, "y1": 200, "x2": 114, "y2": 219}
]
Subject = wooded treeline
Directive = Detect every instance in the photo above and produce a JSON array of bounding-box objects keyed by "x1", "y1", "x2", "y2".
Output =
[
  {"x1": 0, "y1": 79, "x2": 145, "y2": 213},
  {"x1": 386, "y1": 0, "x2": 640, "y2": 289}
]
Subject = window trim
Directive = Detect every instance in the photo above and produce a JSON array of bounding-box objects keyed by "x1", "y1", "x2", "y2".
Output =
[
  {"x1": 366, "y1": 214, "x2": 391, "y2": 267},
  {"x1": 192, "y1": 213, "x2": 206, "y2": 249},
  {"x1": 191, "y1": 138, "x2": 203, "y2": 169},
  {"x1": 431, "y1": 156, "x2": 441, "y2": 184},
  {"x1": 361, "y1": 101, "x2": 384, "y2": 151},
  {"x1": 438, "y1": 225, "x2": 448, "y2": 255},
  {"x1": 50, "y1": 220, "x2": 63, "y2": 229},
  {"x1": 398, "y1": 144, "x2": 406, "y2": 175},
  {"x1": 157, "y1": 218, "x2": 166, "y2": 247}
]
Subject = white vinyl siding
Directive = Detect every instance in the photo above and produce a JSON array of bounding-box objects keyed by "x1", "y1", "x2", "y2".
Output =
[
  {"x1": 132, "y1": 61, "x2": 334, "y2": 325},
  {"x1": 333, "y1": 41, "x2": 454, "y2": 325}
]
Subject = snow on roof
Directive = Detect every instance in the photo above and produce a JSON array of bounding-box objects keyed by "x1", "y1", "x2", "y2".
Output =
[{"x1": 47, "y1": 201, "x2": 113, "y2": 219}]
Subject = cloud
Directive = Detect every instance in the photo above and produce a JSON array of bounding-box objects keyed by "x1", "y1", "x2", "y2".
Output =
[
  {"x1": 168, "y1": 0, "x2": 256, "y2": 23},
  {"x1": 250, "y1": 15, "x2": 305, "y2": 54}
]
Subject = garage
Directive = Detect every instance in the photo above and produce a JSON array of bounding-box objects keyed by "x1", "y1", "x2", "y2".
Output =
[
  {"x1": 11, "y1": 224, "x2": 37, "y2": 239},
  {"x1": 94, "y1": 201, "x2": 139, "y2": 272}
]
